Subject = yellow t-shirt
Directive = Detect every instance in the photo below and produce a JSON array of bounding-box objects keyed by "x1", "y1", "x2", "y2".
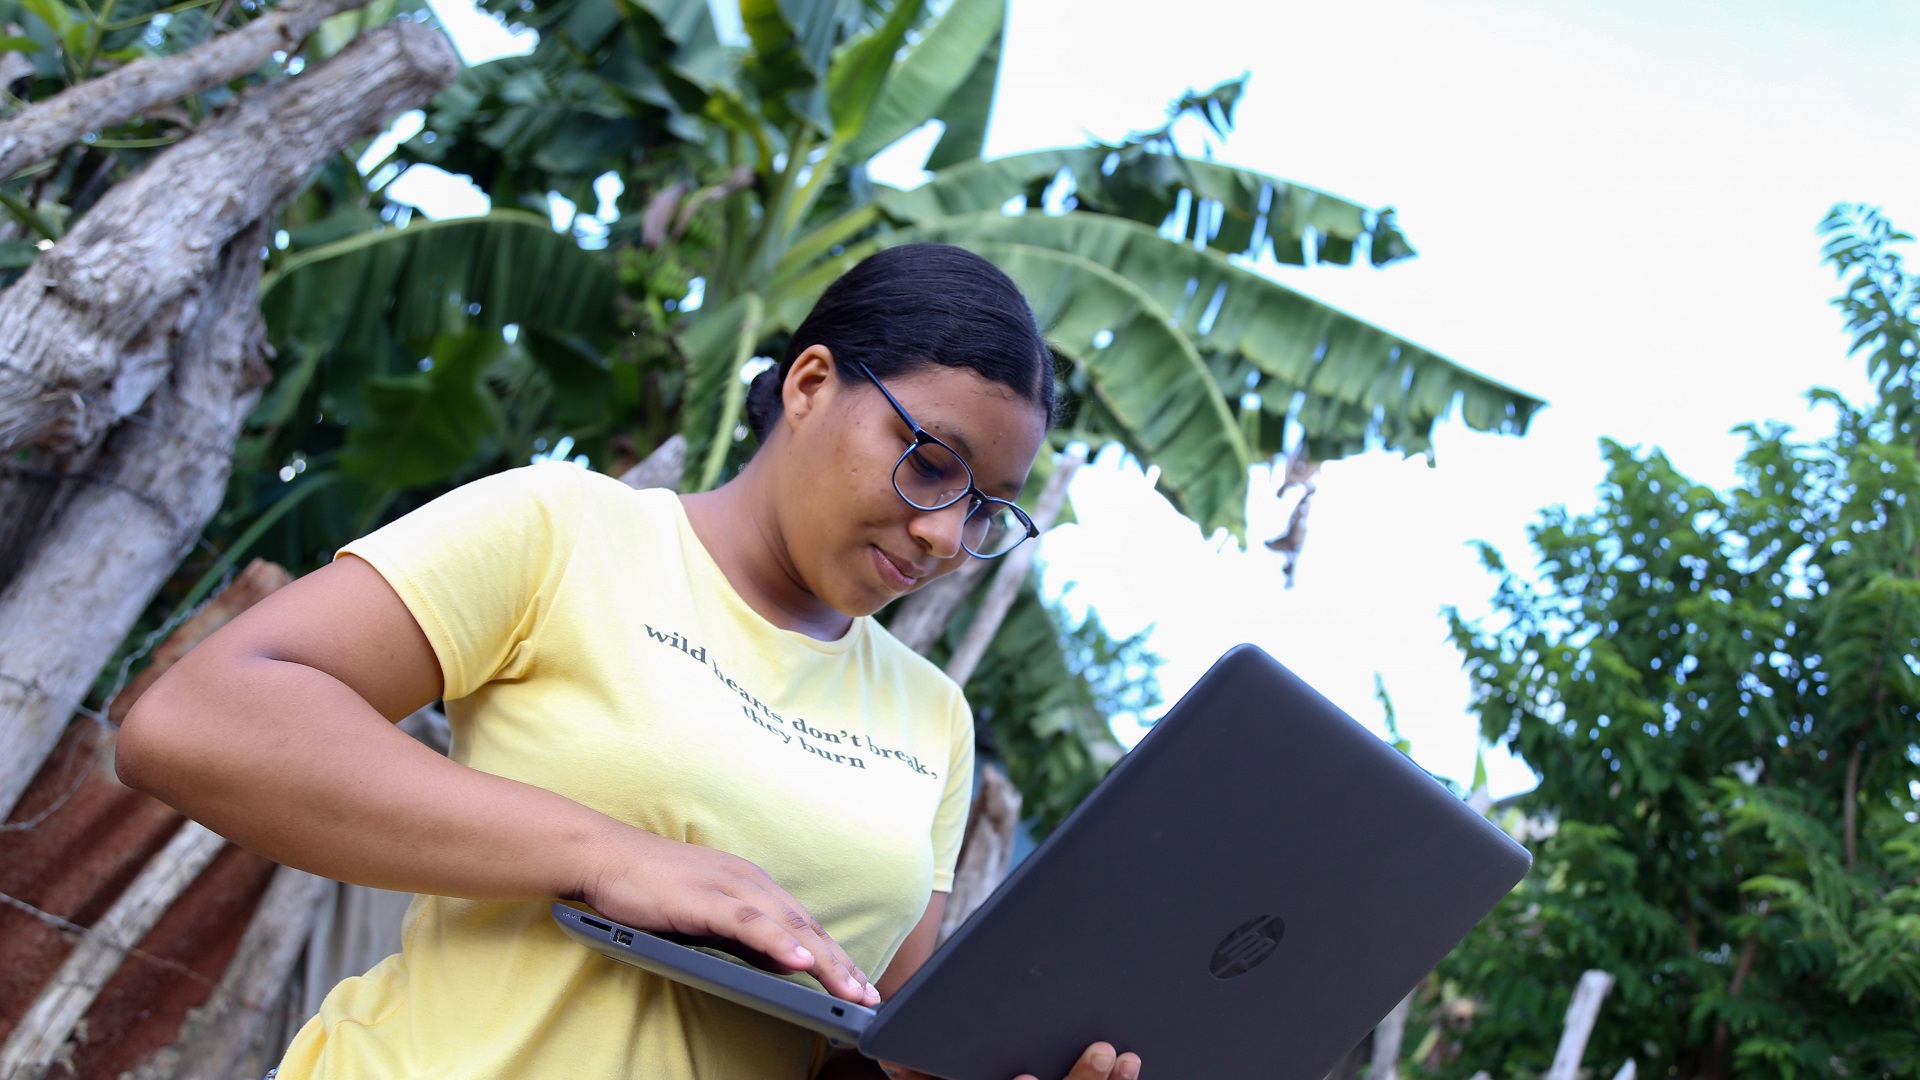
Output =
[{"x1": 276, "y1": 463, "x2": 975, "y2": 1080}]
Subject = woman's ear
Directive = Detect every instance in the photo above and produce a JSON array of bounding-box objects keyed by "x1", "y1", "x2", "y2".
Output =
[{"x1": 782, "y1": 345, "x2": 838, "y2": 432}]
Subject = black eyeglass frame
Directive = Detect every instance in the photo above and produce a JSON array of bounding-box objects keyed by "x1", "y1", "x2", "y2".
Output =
[{"x1": 850, "y1": 360, "x2": 1041, "y2": 560}]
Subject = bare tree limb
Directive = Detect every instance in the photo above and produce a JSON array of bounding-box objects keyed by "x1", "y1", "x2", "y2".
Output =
[
  {"x1": 0, "y1": 25, "x2": 31, "y2": 96},
  {"x1": 0, "y1": 18, "x2": 459, "y2": 459},
  {"x1": 618, "y1": 433, "x2": 687, "y2": 491},
  {"x1": 943, "y1": 447, "x2": 1084, "y2": 687},
  {"x1": 1843, "y1": 738, "x2": 1863, "y2": 869},
  {"x1": 1545, "y1": 969, "x2": 1617, "y2": 1080},
  {"x1": 887, "y1": 554, "x2": 992, "y2": 655},
  {"x1": 0, "y1": 0, "x2": 368, "y2": 180}
]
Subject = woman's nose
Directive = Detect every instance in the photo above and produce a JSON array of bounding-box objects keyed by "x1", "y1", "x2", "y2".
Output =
[{"x1": 908, "y1": 501, "x2": 969, "y2": 560}]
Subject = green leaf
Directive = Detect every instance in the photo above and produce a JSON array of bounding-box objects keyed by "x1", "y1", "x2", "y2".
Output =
[
  {"x1": 340, "y1": 330, "x2": 501, "y2": 491},
  {"x1": 676, "y1": 292, "x2": 765, "y2": 492},
  {"x1": 921, "y1": 24, "x2": 998, "y2": 171},
  {"x1": 895, "y1": 210, "x2": 1542, "y2": 455},
  {"x1": 629, "y1": 0, "x2": 729, "y2": 91},
  {"x1": 0, "y1": 239, "x2": 39, "y2": 269},
  {"x1": 824, "y1": 0, "x2": 923, "y2": 148},
  {"x1": 968, "y1": 240, "x2": 1251, "y2": 540},
  {"x1": 260, "y1": 211, "x2": 618, "y2": 419},
  {"x1": 20, "y1": 0, "x2": 73, "y2": 42},
  {"x1": 740, "y1": 0, "x2": 858, "y2": 134},
  {"x1": 844, "y1": 0, "x2": 1003, "y2": 163},
  {"x1": 0, "y1": 34, "x2": 42, "y2": 51},
  {"x1": 876, "y1": 147, "x2": 1415, "y2": 267}
]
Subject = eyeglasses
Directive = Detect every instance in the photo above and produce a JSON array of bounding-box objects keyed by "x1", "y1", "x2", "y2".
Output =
[{"x1": 851, "y1": 361, "x2": 1039, "y2": 560}]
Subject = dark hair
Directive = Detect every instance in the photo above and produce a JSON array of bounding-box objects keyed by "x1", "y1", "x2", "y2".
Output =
[{"x1": 743, "y1": 243, "x2": 1057, "y2": 444}]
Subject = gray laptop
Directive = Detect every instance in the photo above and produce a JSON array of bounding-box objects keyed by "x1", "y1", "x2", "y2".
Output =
[{"x1": 552, "y1": 644, "x2": 1531, "y2": 1079}]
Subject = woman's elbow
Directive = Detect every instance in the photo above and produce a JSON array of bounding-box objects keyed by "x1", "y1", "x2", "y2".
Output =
[{"x1": 116, "y1": 668, "x2": 201, "y2": 800}]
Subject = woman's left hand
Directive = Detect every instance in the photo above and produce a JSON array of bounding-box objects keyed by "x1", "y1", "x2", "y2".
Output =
[{"x1": 878, "y1": 1041, "x2": 1140, "y2": 1080}]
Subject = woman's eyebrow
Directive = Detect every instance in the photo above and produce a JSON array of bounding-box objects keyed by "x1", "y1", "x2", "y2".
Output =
[
  {"x1": 923, "y1": 418, "x2": 1023, "y2": 497},
  {"x1": 925, "y1": 420, "x2": 977, "y2": 463}
]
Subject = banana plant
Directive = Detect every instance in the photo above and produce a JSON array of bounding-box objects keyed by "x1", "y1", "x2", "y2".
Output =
[
  {"x1": 215, "y1": 0, "x2": 1546, "y2": 840},
  {"x1": 269, "y1": 0, "x2": 1540, "y2": 547}
]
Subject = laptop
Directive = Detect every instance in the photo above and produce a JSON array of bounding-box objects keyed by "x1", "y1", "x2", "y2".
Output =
[{"x1": 552, "y1": 644, "x2": 1531, "y2": 1079}]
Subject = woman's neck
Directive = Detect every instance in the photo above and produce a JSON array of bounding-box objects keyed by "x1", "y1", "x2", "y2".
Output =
[{"x1": 677, "y1": 467, "x2": 854, "y2": 642}]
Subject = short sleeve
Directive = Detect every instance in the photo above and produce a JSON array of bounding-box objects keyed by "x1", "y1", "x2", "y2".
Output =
[
  {"x1": 336, "y1": 463, "x2": 586, "y2": 700},
  {"x1": 929, "y1": 692, "x2": 977, "y2": 891}
]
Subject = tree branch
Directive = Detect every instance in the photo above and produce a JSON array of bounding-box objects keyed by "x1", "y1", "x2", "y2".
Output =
[
  {"x1": 0, "y1": 18, "x2": 459, "y2": 459},
  {"x1": 943, "y1": 447, "x2": 1085, "y2": 687},
  {"x1": 886, "y1": 554, "x2": 992, "y2": 655},
  {"x1": 0, "y1": 0, "x2": 368, "y2": 180},
  {"x1": 1843, "y1": 738, "x2": 1863, "y2": 869}
]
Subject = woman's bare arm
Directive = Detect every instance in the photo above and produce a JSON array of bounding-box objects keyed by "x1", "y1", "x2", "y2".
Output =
[{"x1": 117, "y1": 555, "x2": 879, "y2": 1005}]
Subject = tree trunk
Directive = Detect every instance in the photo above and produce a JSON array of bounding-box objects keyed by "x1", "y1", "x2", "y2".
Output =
[
  {"x1": 618, "y1": 433, "x2": 687, "y2": 491},
  {"x1": 934, "y1": 762, "x2": 1021, "y2": 944},
  {"x1": 0, "y1": 18, "x2": 454, "y2": 462},
  {"x1": 1367, "y1": 989, "x2": 1414, "y2": 1080},
  {"x1": 0, "y1": 18, "x2": 460, "y2": 818}
]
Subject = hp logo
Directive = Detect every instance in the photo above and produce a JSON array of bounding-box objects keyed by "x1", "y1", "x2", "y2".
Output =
[{"x1": 1209, "y1": 914, "x2": 1285, "y2": 979}]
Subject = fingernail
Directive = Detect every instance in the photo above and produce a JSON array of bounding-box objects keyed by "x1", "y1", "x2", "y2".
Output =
[
  {"x1": 1092, "y1": 1051, "x2": 1114, "y2": 1070},
  {"x1": 865, "y1": 981, "x2": 879, "y2": 999},
  {"x1": 794, "y1": 946, "x2": 813, "y2": 962}
]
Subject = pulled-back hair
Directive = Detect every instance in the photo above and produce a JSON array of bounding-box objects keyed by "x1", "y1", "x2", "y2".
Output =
[{"x1": 743, "y1": 244, "x2": 1057, "y2": 444}]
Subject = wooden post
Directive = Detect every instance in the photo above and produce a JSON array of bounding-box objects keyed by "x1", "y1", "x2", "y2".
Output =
[
  {"x1": 1544, "y1": 969, "x2": 1617, "y2": 1080},
  {"x1": 934, "y1": 763, "x2": 1021, "y2": 944},
  {"x1": 1368, "y1": 989, "x2": 1414, "y2": 1080},
  {"x1": 137, "y1": 865, "x2": 332, "y2": 1080}
]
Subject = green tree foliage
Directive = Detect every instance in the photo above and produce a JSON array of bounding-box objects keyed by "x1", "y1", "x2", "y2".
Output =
[{"x1": 1426, "y1": 209, "x2": 1920, "y2": 1079}]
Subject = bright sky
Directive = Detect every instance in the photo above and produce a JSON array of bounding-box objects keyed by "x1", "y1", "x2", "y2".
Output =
[{"x1": 409, "y1": 0, "x2": 1920, "y2": 797}]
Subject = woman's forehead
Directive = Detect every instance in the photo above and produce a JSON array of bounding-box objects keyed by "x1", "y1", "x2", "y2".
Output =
[{"x1": 881, "y1": 365, "x2": 1047, "y2": 485}]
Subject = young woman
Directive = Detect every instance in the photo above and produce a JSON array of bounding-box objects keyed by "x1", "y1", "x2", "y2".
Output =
[{"x1": 118, "y1": 244, "x2": 1143, "y2": 1080}]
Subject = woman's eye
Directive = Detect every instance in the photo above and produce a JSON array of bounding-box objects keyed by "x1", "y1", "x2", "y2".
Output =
[{"x1": 907, "y1": 450, "x2": 943, "y2": 479}]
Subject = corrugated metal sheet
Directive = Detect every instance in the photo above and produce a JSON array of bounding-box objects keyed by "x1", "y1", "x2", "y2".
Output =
[{"x1": 0, "y1": 717, "x2": 278, "y2": 1077}]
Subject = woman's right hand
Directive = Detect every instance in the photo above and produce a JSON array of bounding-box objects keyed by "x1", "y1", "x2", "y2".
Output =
[{"x1": 579, "y1": 826, "x2": 881, "y2": 1007}]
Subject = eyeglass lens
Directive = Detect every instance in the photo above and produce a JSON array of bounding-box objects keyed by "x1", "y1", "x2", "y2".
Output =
[
  {"x1": 962, "y1": 501, "x2": 1030, "y2": 558},
  {"x1": 894, "y1": 440, "x2": 971, "y2": 509},
  {"x1": 891, "y1": 441, "x2": 1030, "y2": 558}
]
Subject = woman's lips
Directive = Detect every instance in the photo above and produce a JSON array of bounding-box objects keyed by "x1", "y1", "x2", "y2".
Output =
[{"x1": 872, "y1": 546, "x2": 920, "y2": 591}]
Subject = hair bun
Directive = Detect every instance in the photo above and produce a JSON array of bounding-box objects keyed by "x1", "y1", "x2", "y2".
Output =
[{"x1": 743, "y1": 363, "x2": 785, "y2": 444}]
